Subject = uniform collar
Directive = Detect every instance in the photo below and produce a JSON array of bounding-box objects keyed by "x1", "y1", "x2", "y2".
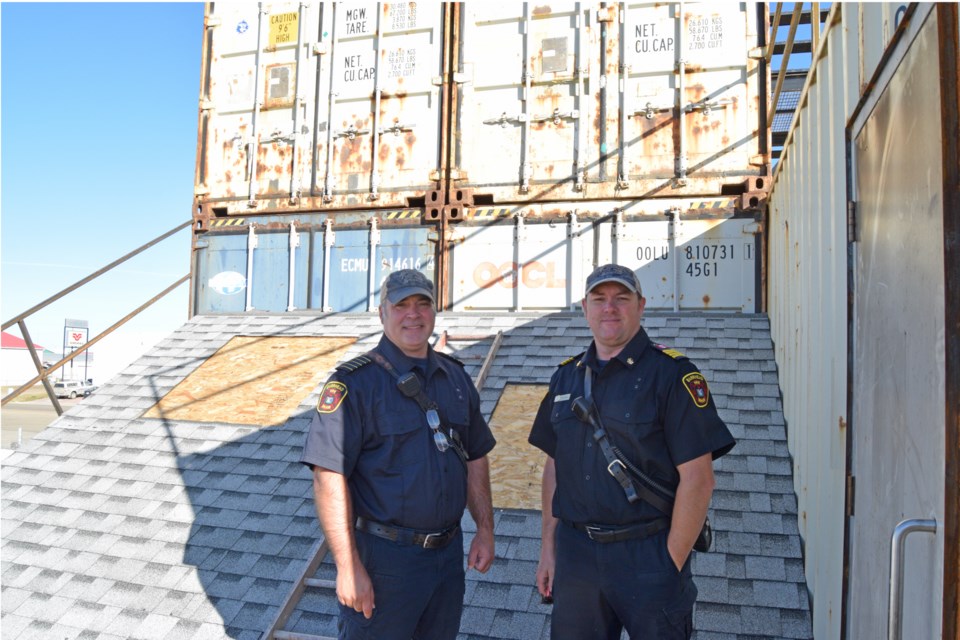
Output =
[
  {"x1": 582, "y1": 326, "x2": 651, "y2": 371},
  {"x1": 377, "y1": 334, "x2": 439, "y2": 378}
]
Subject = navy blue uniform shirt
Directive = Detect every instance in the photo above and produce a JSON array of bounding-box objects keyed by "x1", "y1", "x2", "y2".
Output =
[
  {"x1": 301, "y1": 335, "x2": 496, "y2": 531},
  {"x1": 528, "y1": 327, "x2": 735, "y2": 526}
]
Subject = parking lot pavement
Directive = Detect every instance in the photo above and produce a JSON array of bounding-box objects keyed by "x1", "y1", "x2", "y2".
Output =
[{"x1": 1, "y1": 397, "x2": 83, "y2": 451}]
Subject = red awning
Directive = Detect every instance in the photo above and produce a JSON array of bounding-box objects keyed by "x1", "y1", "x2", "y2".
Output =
[{"x1": 1, "y1": 331, "x2": 43, "y2": 350}]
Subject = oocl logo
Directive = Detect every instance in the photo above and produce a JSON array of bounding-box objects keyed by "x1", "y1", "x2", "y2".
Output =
[{"x1": 473, "y1": 261, "x2": 566, "y2": 289}]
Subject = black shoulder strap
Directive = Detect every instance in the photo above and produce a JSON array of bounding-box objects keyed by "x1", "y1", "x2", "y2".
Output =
[
  {"x1": 366, "y1": 351, "x2": 432, "y2": 411},
  {"x1": 583, "y1": 365, "x2": 675, "y2": 515},
  {"x1": 366, "y1": 350, "x2": 468, "y2": 464}
]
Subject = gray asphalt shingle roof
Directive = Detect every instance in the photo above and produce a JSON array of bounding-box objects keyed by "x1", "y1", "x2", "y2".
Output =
[{"x1": 1, "y1": 312, "x2": 812, "y2": 639}]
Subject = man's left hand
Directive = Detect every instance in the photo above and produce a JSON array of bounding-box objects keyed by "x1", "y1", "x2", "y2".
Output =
[{"x1": 467, "y1": 528, "x2": 495, "y2": 573}]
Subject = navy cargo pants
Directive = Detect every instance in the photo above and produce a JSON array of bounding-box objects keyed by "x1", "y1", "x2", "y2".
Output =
[
  {"x1": 337, "y1": 528, "x2": 465, "y2": 640},
  {"x1": 551, "y1": 523, "x2": 696, "y2": 639}
]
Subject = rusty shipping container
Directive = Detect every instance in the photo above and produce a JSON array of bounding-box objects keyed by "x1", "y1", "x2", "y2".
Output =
[{"x1": 192, "y1": 2, "x2": 769, "y2": 314}]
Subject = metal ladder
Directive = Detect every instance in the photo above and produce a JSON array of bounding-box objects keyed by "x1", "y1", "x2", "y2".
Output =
[{"x1": 261, "y1": 538, "x2": 337, "y2": 640}]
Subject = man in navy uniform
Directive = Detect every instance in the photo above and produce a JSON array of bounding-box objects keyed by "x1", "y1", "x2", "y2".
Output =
[
  {"x1": 302, "y1": 269, "x2": 496, "y2": 640},
  {"x1": 529, "y1": 263, "x2": 735, "y2": 639}
]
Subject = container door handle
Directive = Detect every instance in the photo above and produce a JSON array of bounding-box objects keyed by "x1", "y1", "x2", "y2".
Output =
[
  {"x1": 887, "y1": 518, "x2": 937, "y2": 640},
  {"x1": 528, "y1": 108, "x2": 580, "y2": 125},
  {"x1": 333, "y1": 125, "x2": 371, "y2": 140}
]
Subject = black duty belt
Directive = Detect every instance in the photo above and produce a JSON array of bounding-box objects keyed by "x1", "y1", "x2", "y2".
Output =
[
  {"x1": 356, "y1": 517, "x2": 460, "y2": 549},
  {"x1": 566, "y1": 517, "x2": 669, "y2": 543}
]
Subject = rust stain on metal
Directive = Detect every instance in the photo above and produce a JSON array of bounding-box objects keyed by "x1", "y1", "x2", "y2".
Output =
[
  {"x1": 687, "y1": 83, "x2": 707, "y2": 100},
  {"x1": 702, "y1": 294, "x2": 711, "y2": 306},
  {"x1": 532, "y1": 5, "x2": 552, "y2": 16},
  {"x1": 338, "y1": 139, "x2": 358, "y2": 170}
]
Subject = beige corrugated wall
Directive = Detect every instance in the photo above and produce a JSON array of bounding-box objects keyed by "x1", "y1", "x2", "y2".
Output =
[{"x1": 766, "y1": 4, "x2": 913, "y2": 639}]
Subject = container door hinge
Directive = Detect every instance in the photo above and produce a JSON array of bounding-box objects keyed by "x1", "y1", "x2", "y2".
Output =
[
  {"x1": 428, "y1": 169, "x2": 464, "y2": 182},
  {"x1": 432, "y1": 73, "x2": 470, "y2": 86},
  {"x1": 847, "y1": 200, "x2": 858, "y2": 243},
  {"x1": 596, "y1": 6, "x2": 617, "y2": 22},
  {"x1": 747, "y1": 46, "x2": 765, "y2": 60},
  {"x1": 200, "y1": 100, "x2": 216, "y2": 112},
  {"x1": 845, "y1": 474, "x2": 855, "y2": 516},
  {"x1": 206, "y1": 16, "x2": 222, "y2": 28}
]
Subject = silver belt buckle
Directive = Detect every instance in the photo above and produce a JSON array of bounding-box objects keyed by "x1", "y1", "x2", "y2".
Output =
[
  {"x1": 584, "y1": 525, "x2": 604, "y2": 541},
  {"x1": 422, "y1": 532, "x2": 441, "y2": 548},
  {"x1": 606, "y1": 459, "x2": 626, "y2": 476}
]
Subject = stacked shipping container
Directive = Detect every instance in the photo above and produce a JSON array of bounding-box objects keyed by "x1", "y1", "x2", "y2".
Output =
[{"x1": 192, "y1": 2, "x2": 769, "y2": 314}]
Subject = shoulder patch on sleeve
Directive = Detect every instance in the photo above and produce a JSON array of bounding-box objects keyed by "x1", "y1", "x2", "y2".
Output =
[
  {"x1": 436, "y1": 351, "x2": 465, "y2": 367},
  {"x1": 682, "y1": 372, "x2": 710, "y2": 408},
  {"x1": 335, "y1": 355, "x2": 372, "y2": 374},
  {"x1": 316, "y1": 380, "x2": 348, "y2": 414},
  {"x1": 652, "y1": 343, "x2": 688, "y2": 360}
]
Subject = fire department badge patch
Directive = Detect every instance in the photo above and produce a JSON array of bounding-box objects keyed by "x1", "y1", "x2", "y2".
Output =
[
  {"x1": 316, "y1": 381, "x2": 347, "y2": 414},
  {"x1": 682, "y1": 372, "x2": 710, "y2": 408}
]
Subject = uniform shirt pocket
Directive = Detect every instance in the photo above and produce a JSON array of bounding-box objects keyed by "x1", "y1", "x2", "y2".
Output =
[
  {"x1": 373, "y1": 402, "x2": 425, "y2": 466},
  {"x1": 600, "y1": 396, "x2": 659, "y2": 444},
  {"x1": 441, "y1": 404, "x2": 470, "y2": 450},
  {"x1": 551, "y1": 397, "x2": 576, "y2": 425}
]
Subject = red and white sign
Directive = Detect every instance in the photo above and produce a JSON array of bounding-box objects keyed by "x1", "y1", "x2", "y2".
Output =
[{"x1": 65, "y1": 328, "x2": 88, "y2": 348}]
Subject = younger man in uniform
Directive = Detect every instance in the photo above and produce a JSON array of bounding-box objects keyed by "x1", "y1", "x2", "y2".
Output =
[{"x1": 529, "y1": 264, "x2": 735, "y2": 639}]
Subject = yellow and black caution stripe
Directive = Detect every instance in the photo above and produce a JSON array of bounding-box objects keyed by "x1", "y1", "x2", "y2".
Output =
[
  {"x1": 469, "y1": 208, "x2": 513, "y2": 220},
  {"x1": 209, "y1": 218, "x2": 247, "y2": 227},
  {"x1": 692, "y1": 198, "x2": 737, "y2": 210},
  {"x1": 384, "y1": 210, "x2": 420, "y2": 220}
]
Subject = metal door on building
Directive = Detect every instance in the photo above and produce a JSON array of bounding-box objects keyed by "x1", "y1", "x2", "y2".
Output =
[{"x1": 846, "y1": 7, "x2": 947, "y2": 638}]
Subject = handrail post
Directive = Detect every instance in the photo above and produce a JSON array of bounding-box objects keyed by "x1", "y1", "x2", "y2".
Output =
[
  {"x1": 888, "y1": 518, "x2": 937, "y2": 640},
  {"x1": 17, "y1": 320, "x2": 64, "y2": 415}
]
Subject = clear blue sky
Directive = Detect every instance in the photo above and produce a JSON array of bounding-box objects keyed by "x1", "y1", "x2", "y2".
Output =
[{"x1": 2, "y1": 3, "x2": 205, "y2": 354}]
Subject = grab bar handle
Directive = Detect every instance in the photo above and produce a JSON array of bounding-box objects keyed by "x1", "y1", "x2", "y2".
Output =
[{"x1": 888, "y1": 518, "x2": 937, "y2": 640}]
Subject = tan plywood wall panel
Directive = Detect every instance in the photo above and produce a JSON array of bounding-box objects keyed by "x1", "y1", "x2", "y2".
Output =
[
  {"x1": 487, "y1": 384, "x2": 549, "y2": 511},
  {"x1": 144, "y1": 336, "x2": 356, "y2": 426}
]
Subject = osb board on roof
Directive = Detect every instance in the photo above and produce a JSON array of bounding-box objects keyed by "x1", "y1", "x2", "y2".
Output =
[
  {"x1": 487, "y1": 383, "x2": 549, "y2": 511},
  {"x1": 144, "y1": 336, "x2": 356, "y2": 427}
]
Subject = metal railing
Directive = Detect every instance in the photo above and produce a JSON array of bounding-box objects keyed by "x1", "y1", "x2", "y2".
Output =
[{"x1": 1, "y1": 220, "x2": 192, "y2": 414}]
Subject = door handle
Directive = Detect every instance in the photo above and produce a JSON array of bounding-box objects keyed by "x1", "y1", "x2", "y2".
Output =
[{"x1": 888, "y1": 518, "x2": 937, "y2": 640}]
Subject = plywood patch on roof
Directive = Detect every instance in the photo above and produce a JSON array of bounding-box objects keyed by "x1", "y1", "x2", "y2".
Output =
[
  {"x1": 144, "y1": 336, "x2": 356, "y2": 427},
  {"x1": 487, "y1": 383, "x2": 549, "y2": 511}
]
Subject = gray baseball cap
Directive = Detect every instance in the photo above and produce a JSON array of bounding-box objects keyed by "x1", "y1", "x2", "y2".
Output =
[
  {"x1": 584, "y1": 263, "x2": 643, "y2": 297},
  {"x1": 381, "y1": 269, "x2": 436, "y2": 304}
]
